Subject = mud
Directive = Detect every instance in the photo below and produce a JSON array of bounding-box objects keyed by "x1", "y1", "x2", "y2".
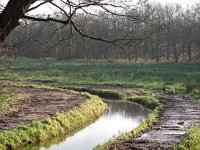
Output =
[
  {"x1": 0, "y1": 86, "x2": 86, "y2": 131},
  {"x1": 109, "y1": 93, "x2": 200, "y2": 150}
]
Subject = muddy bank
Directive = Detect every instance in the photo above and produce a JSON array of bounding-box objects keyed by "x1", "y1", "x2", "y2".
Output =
[
  {"x1": 0, "y1": 86, "x2": 86, "y2": 131},
  {"x1": 108, "y1": 93, "x2": 200, "y2": 150}
]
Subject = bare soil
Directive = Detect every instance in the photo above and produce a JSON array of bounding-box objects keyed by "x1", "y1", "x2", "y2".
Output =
[
  {"x1": 0, "y1": 86, "x2": 86, "y2": 131},
  {"x1": 109, "y1": 92, "x2": 200, "y2": 150}
]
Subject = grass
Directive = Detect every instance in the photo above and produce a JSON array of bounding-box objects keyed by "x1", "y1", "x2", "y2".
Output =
[
  {"x1": 62, "y1": 86, "x2": 124, "y2": 100},
  {"x1": 0, "y1": 88, "x2": 26, "y2": 116},
  {"x1": 174, "y1": 127, "x2": 200, "y2": 150},
  {"x1": 0, "y1": 84, "x2": 107, "y2": 150},
  {"x1": 0, "y1": 60, "x2": 200, "y2": 96},
  {"x1": 94, "y1": 96, "x2": 161, "y2": 150},
  {"x1": 0, "y1": 59, "x2": 200, "y2": 149},
  {"x1": 128, "y1": 96, "x2": 159, "y2": 110}
]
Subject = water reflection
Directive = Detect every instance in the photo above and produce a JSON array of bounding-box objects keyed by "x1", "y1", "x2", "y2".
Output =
[{"x1": 24, "y1": 101, "x2": 149, "y2": 150}]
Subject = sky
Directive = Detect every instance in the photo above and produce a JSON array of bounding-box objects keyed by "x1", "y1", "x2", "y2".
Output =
[
  {"x1": 0, "y1": 0, "x2": 199, "y2": 15},
  {"x1": 149, "y1": 0, "x2": 199, "y2": 7}
]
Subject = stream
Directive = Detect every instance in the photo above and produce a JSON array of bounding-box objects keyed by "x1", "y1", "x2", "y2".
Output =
[{"x1": 23, "y1": 101, "x2": 149, "y2": 150}]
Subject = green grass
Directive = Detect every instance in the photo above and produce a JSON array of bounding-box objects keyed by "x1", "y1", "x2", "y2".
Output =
[
  {"x1": 0, "y1": 88, "x2": 26, "y2": 116},
  {"x1": 128, "y1": 96, "x2": 159, "y2": 110},
  {"x1": 94, "y1": 96, "x2": 161, "y2": 150},
  {"x1": 0, "y1": 84, "x2": 107, "y2": 150},
  {"x1": 174, "y1": 127, "x2": 200, "y2": 150},
  {"x1": 62, "y1": 86, "x2": 124, "y2": 100},
  {"x1": 1, "y1": 60, "x2": 200, "y2": 96}
]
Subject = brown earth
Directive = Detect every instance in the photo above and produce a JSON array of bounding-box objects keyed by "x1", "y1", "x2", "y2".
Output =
[
  {"x1": 108, "y1": 92, "x2": 200, "y2": 150},
  {"x1": 0, "y1": 86, "x2": 86, "y2": 131}
]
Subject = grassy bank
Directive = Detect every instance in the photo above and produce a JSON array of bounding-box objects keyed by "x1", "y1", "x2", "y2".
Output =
[
  {"x1": 0, "y1": 85, "x2": 107, "y2": 150},
  {"x1": 62, "y1": 86, "x2": 123, "y2": 100},
  {"x1": 174, "y1": 127, "x2": 200, "y2": 150},
  {"x1": 0, "y1": 60, "x2": 200, "y2": 96},
  {"x1": 94, "y1": 96, "x2": 160, "y2": 150}
]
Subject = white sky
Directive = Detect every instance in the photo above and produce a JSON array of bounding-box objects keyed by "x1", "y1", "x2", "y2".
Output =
[
  {"x1": 0, "y1": 0, "x2": 199, "y2": 14},
  {"x1": 150, "y1": 0, "x2": 199, "y2": 7}
]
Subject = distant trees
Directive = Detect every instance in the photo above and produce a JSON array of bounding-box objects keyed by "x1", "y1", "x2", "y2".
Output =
[
  {"x1": 1, "y1": 1, "x2": 200, "y2": 62},
  {"x1": 0, "y1": 0, "x2": 152, "y2": 57}
]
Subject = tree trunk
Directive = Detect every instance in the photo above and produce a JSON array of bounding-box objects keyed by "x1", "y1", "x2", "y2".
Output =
[
  {"x1": 173, "y1": 45, "x2": 178, "y2": 62},
  {"x1": 0, "y1": 0, "x2": 35, "y2": 42},
  {"x1": 156, "y1": 32, "x2": 160, "y2": 63},
  {"x1": 166, "y1": 39, "x2": 170, "y2": 60}
]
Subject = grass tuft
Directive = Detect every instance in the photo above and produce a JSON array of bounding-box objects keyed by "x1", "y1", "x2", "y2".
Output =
[{"x1": 174, "y1": 127, "x2": 200, "y2": 150}]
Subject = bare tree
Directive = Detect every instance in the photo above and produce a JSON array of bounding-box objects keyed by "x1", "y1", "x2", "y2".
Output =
[{"x1": 0, "y1": 0, "x2": 150, "y2": 44}]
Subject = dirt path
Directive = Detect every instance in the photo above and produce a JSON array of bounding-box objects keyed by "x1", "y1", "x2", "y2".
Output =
[
  {"x1": 0, "y1": 86, "x2": 85, "y2": 131},
  {"x1": 109, "y1": 92, "x2": 200, "y2": 150}
]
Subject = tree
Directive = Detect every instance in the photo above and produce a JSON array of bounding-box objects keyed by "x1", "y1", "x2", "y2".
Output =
[{"x1": 0, "y1": 0, "x2": 150, "y2": 44}]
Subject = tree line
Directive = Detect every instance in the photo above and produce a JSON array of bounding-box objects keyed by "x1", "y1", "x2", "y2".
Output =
[{"x1": 4, "y1": 2, "x2": 200, "y2": 62}]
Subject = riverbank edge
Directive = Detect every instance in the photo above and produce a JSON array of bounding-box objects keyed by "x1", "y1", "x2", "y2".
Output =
[
  {"x1": 0, "y1": 83, "x2": 107, "y2": 150},
  {"x1": 94, "y1": 96, "x2": 161, "y2": 150},
  {"x1": 173, "y1": 126, "x2": 200, "y2": 150}
]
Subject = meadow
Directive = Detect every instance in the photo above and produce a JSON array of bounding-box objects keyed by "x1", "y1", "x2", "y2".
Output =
[
  {"x1": 0, "y1": 59, "x2": 200, "y2": 96},
  {"x1": 0, "y1": 59, "x2": 200, "y2": 149}
]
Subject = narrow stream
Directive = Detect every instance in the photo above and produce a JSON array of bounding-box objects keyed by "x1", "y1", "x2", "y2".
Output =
[{"x1": 23, "y1": 101, "x2": 149, "y2": 150}]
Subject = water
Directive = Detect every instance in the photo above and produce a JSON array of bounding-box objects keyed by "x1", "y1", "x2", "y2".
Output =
[{"x1": 25, "y1": 101, "x2": 149, "y2": 150}]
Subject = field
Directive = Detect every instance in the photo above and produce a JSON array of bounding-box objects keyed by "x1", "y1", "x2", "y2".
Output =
[
  {"x1": 0, "y1": 60, "x2": 200, "y2": 96},
  {"x1": 0, "y1": 59, "x2": 200, "y2": 149}
]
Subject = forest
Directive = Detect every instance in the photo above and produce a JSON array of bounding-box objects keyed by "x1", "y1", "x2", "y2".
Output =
[{"x1": 3, "y1": 2, "x2": 200, "y2": 62}]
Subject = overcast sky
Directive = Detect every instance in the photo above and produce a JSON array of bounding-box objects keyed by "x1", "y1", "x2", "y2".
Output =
[
  {"x1": 0, "y1": 0, "x2": 199, "y2": 14},
  {"x1": 150, "y1": 0, "x2": 199, "y2": 6}
]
